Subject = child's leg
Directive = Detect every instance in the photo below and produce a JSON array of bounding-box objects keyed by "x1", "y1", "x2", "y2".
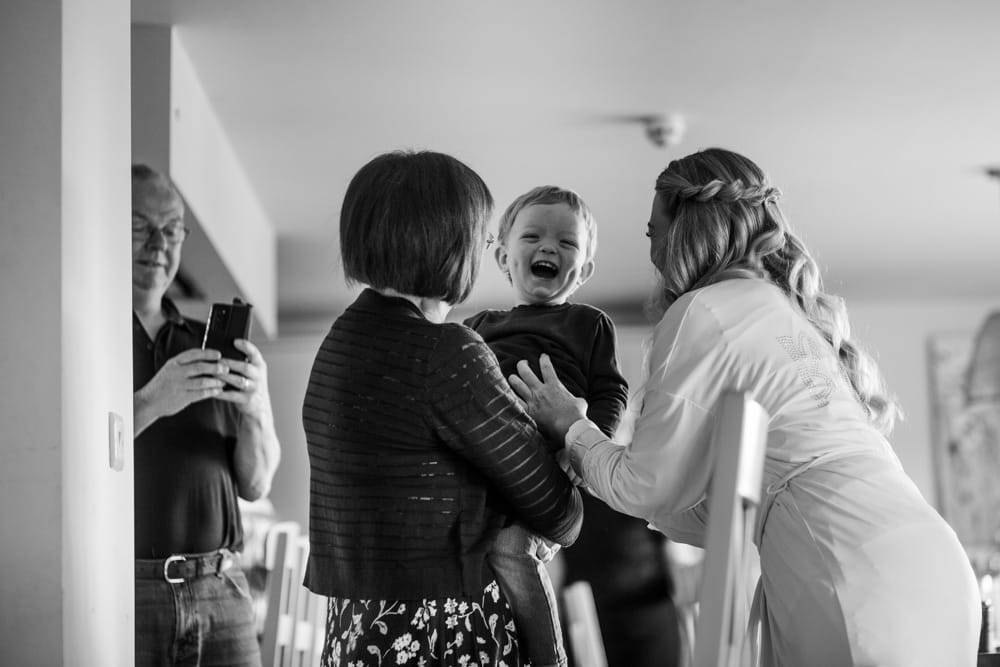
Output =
[{"x1": 489, "y1": 523, "x2": 567, "y2": 667}]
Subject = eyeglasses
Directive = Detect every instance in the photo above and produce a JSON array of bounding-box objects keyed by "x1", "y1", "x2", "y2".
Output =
[{"x1": 132, "y1": 221, "x2": 189, "y2": 245}]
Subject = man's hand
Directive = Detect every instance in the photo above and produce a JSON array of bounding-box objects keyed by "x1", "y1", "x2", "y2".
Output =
[
  {"x1": 214, "y1": 339, "x2": 272, "y2": 419},
  {"x1": 215, "y1": 339, "x2": 281, "y2": 501},
  {"x1": 134, "y1": 348, "x2": 228, "y2": 435}
]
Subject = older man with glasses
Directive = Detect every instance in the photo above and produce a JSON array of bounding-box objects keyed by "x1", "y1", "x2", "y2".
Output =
[{"x1": 131, "y1": 164, "x2": 280, "y2": 667}]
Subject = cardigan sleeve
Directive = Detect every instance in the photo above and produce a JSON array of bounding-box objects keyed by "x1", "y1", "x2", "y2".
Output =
[
  {"x1": 584, "y1": 311, "x2": 629, "y2": 438},
  {"x1": 427, "y1": 325, "x2": 583, "y2": 547}
]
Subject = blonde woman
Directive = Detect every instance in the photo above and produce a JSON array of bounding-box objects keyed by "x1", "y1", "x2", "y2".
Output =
[{"x1": 511, "y1": 148, "x2": 979, "y2": 666}]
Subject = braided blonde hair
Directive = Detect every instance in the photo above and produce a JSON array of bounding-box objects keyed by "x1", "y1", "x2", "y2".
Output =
[{"x1": 651, "y1": 148, "x2": 900, "y2": 434}]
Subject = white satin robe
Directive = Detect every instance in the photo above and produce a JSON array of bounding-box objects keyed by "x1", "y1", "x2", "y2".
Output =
[{"x1": 566, "y1": 279, "x2": 979, "y2": 667}]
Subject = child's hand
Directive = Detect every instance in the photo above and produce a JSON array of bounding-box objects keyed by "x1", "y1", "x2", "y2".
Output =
[{"x1": 535, "y1": 538, "x2": 561, "y2": 563}]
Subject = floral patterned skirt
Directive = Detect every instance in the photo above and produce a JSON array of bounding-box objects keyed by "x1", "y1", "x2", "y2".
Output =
[{"x1": 320, "y1": 579, "x2": 526, "y2": 667}]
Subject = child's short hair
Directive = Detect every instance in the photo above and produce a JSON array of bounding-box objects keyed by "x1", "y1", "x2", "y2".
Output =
[
  {"x1": 496, "y1": 185, "x2": 597, "y2": 261},
  {"x1": 340, "y1": 150, "x2": 494, "y2": 304}
]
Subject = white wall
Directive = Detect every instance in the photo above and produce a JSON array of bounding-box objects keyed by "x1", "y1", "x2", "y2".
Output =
[
  {"x1": 131, "y1": 24, "x2": 172, "y2": 174},
  {"x1": 0, "y1": 1, "x2": 133, "y2": 665},
  {"x1": 0, "y1": 4, "x2": 64, "y2": 664},
  {"x1": 257, "y1": 336, "x2": 324, "y2": 529},
  {"x1": 131, "y1": 24, "x2": 279, "y2": 338},
  {"x1": 848, "y1": 298, "x2": 1000, "y2": 506}
]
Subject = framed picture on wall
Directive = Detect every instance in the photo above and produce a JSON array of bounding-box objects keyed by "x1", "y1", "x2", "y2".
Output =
[{"x1": 926, "y1": 330, "x2": 1000, "y2": 560}]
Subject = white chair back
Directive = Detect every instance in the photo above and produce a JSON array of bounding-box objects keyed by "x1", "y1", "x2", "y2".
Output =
[
  {"x1": 289, "y1": 535, "x2": 328, "y2": 667},
  {"x1": 562, "y1": 580, "x2": 608, "y2": 667},
  {"x1": 260, "y1": 521, "x2": 301, "y2": 667},
  {"x1": 259, "y1": 522, "x2": 329, "y2": 667},
  {"x1": 692, "y1": 391, "x2": 768, "y2": 667}
]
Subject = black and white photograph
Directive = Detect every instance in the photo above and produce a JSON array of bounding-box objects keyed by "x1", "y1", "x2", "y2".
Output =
[{"x1": 3, "y1": 1, "x2": 1000, "y2": 666}]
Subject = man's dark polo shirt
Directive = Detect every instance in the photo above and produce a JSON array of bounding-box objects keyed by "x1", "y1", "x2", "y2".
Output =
[{"x1": 133, "y1": 298, "x2": 244, "y2": 558}]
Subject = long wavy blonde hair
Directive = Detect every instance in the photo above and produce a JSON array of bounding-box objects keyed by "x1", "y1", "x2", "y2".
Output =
[{"x1": 651, "y1": 147, "x2": 900, "y2": 434}]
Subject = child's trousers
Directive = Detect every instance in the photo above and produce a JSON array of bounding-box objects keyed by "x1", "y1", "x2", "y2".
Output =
[{"x1": 489, "y1": 522, "x2": 567, "y2": 667}]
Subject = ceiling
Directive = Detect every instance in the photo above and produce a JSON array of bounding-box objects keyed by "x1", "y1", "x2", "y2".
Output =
[{"x1": 132, "y1": 0, "x2": 1000, "y2": 332}]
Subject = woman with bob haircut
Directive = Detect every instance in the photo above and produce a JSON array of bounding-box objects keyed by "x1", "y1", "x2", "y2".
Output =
[
  {"x1": 303, "y1": 150, "x2": 583, "y2": 666},
  {"x1": 510, "y1": 147, "x2": 979, "y2": 666}
]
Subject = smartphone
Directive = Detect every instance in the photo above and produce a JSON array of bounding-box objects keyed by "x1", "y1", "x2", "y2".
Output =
[{"x1": 202, "y1": 298, "x2": 253, "y2": 361}]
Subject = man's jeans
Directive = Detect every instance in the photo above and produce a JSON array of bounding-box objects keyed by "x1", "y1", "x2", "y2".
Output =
[{"x1": 135, "y1": 566, "x2": 261, "y2": 667}]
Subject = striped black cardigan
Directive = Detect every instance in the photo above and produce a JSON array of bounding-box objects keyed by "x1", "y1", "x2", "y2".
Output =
[{"x1": 302, "y1": 289, "x2": 583, "y2": 599}]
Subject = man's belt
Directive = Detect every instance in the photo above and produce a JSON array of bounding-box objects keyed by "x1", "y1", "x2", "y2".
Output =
[{"x1": 135, "y1": 548, "x2": 238, "y2": 584}]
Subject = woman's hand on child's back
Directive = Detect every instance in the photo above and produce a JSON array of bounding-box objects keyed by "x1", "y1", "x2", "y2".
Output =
[{"x1": 509, "y1": 354, "x2": 588, "y2": 441}]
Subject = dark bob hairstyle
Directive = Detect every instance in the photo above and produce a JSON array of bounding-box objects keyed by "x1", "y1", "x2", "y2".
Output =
[{"x1": 340, "y1": 150, "x2": 494, "y2": 305}]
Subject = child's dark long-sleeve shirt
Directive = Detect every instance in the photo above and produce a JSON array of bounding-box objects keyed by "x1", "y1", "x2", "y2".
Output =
[{"x1": 464, "y1": 302, "x2": 628, "y2": 439}]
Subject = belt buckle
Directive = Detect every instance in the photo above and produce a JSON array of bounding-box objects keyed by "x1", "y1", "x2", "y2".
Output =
[
  {"x1": 163, "y1": 554, "x2": 187, "y2": 584},
  {"x1": 216, "y1": 549, "x2": 234, "y2": 576}
]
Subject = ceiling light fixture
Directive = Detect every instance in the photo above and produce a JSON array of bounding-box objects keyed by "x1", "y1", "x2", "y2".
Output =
[
  {"x1": 595, "y1": 112, "x2": 686, "y2": 149},
  {"x1": 640, "y1": 112, "x2": 686, "y2": 148}
]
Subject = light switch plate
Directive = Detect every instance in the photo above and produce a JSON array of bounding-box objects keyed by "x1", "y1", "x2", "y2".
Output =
[{"x1": 108, "y1": 411, "x2": 125, "y2": 472}]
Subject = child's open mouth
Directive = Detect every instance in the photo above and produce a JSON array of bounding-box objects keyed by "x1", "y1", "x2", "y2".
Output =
[{"x1": 530, "y1": 261, "x2": 559, "y2": 279}]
